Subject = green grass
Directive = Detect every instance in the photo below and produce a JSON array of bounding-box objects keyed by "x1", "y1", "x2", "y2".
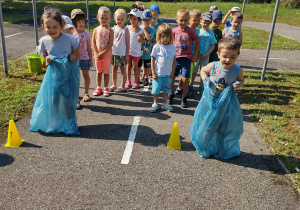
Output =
[{"x1": 2, "y1": 13, "x2": 34, "y2": 25}]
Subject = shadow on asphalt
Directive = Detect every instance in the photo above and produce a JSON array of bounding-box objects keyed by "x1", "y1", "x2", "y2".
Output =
[
  {"x1": 20, "y1": 141, "x2": 43, "y2": 148},
  {"x1": 0, "y1": 153, "x2": 14, "y2": 167}
]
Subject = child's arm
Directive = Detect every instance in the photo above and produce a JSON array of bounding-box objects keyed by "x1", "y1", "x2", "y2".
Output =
[
  {"x1": 191, "y1": 39, "x2": 200, "y2": 62},
  {"x1": 143, "y1": 27, "x2": 152, "y2": 41},
  {"x1": 170, "y1": 56, "x2": 176, "y2": 78},
  {"x1": 222, "y1": 10, "x2": 231, "y2": 25},
  {"x1": 92, "y1": 29, "x2": 99, "y2": 58},
  {"x1": 87, "y1": 39, "x2": 93, "y2": 67},
  {"x1": 233, "y1": 68, "x2": 245, "y2": 88},
  {"x1": 239, "y1": 31, "x2": 243, "y2": 46},
  {"x1": 200, "y1": 44, "x2": 215, "y2": 60},
  {"x1": 98, "y1": 28, "x2": 114, "y2": 59},
  {"x1": 137, "y1": 32, "x2": 145, "y2": 44},
  {"x1": 125, "y1": 28, "x2": 130, "y2": 63},
  {"x1": 200, "y1": 62, "x2": 213, "y2": 81},
  {"x1": 69, "y1": 45, "x2": 79, "y2": 62},
  {"x1": 222, "y1": 29, "x2": 226, "y2": 38},
  {"x1": 151, "y1": 57, "x2": 158, "y2": 80}
]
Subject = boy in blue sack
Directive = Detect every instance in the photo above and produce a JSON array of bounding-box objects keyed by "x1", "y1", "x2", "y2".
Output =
[{"x1": 190, "y1": 37, "x2": 244, "y2": 159}]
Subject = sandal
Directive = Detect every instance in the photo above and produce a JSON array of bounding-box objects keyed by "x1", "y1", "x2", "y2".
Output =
[
  {"x1": 93, "y1": 87, "x2": 102, "y2": 96},
  {"x1": 103, "y1": 88, "x2": 110, "y2": 97},
  {"x1": 109, "y1": 85, "x2": 116, "y2": 92},
  {"x1": 114, "y1": 87, "x2": 126, "y2": 92},
  {"x1": 132, "y1": 80, "x2": 139, "y2": 89},
  {"x1": 83, "y1": 95, "x2": 91, "y2": 102},
  {"x1": 125, "y1": 80, "x2": 131, "y2": 89}
]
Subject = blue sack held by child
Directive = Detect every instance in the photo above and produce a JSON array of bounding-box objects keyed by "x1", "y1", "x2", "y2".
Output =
[
  {"x1": 29, "y1": 55, "x2": 80, "y2": 135},
  {"x1": 190, "y1": 78, "x2": 243, "y2": 159}
]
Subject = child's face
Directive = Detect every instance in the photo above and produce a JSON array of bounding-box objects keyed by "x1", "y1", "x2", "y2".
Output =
[
  {"x1": 150, "y1": 13, "x2": 158, "y2": 26},
  {"x1": 189, "y1": 16, "x2": 200, "y2": 29},
  {"x1": 176, "y1": 13, "x2": 189, "y2": 29},
  {"x1": 62, "y1": 27, "x2": 74, "y2": 35},
  {"x1": 231, "y1": 18, "x2": 242, "y2": 30},
  {"x1": 76, "y1": 19, "x2": 86, "y2": 32},
  {"x1": 211, "y1": 18, "x2": 221, "y2": 30},
  {"x1": 200, "y1": 19, "x2": 211, "y2": 31},
  {"x1": 160, "y1": 33, "x2": 170, "y2": 45},
  {"x1": 142, "y1": 19, "x2": 151, "y2": 27},
  {"x1": 115, "y1": 14, "x2": 126, "y2": 27},
  {"x1": 129, "y1": 15, "x2": 140, "y2": 27},
  {"x1": 217, "y1": 48, "x2": 239, "y2": 70},
  {"x1": 98, "y1": 12, "x2": 110, "y2": 27},
  {"x1": 42, "y1": 17, "x2": 62, "y2": 39}
]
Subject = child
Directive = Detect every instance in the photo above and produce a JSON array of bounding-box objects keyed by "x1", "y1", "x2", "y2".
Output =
[
  {"x1": 30, "y1": 7, "x2": 80, "y2": 135},
  {"x1": 126, "y1": 8, "x2": 145, "y2": 89},
  {"x1": 194, "y1": 12, "x2": 217, "y2": 95},
  {"x1": 150, "y1": 4, "x2": 164, "y2": 26},
  {"x1": 170, "y1": 8, "x2": 199, "y2": 108},
  {"x1": 138, "y1": 9, "x2": 155, "y2": 87},
  {"x1": 150, "y1": 23, "x2": 176, "y2": 113},
  {"x1": 222, "y1": 6, "x2": 240, "y2": 29},
  {"x1": 110, "y1": 8, "x2": 130, "y2": 92},
  {"x1": 222, "y1": 12, "x2": 243, "y2": 46},
  {"x1": 71, "y1": 9, "x2": 93, "y2": 104},
  {"x1": 209, "y1": 10, "x2": 223, "y2": 63},
  {"x1": 92, "y1": 7, "x2": 114, "y2": 97},
  {"x1": 209, "y1": 5, "x2": 218, "y2": 14},
  {"x1": 190, "y1": 37, "x2": 245, "y2": 159},
  {"x1": 62, "y1": 15, "x2": 75, "y2": 35}
]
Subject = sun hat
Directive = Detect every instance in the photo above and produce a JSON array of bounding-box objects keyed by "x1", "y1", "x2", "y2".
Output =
[
  {"x1": 62, "y1": 15, "x2": 74, "y2": 28},
  {"x1": 209, "y1": 5, "x2": 218, "y2": 13},
  {"x1": 71, "y1": 9, "x2": 86, "y2": 19},
  {"x1": 201, "y1": 12, "x2": 212, "y2": 22},
  {"x1": 142, "y1": 9, "x2": 152, "y2": 20},
  {"x1": 231, "y1": 7, "x2": 240, "y2": 12},
  {"x1": 150, "y1": 4, "x2": 160, "y2": 14},
  {"x1": 128, "y1": 8, "x2": 142, "y2": 18},
  {"x1": 212, "y1": 10, "x2": 223, "y2": 21}
]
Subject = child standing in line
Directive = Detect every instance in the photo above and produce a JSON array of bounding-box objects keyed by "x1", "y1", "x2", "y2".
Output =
[
  {"x1": 125, "y1": 8, "x2": 145, "y2": 89},
  {"x1": 71, "y1": 9, "x2": 93, "y2": 105},
  {"x1": 208, "y1": 5, "x2": 223, "y2": 31},
  {"x1": 209, "y1": 10, "x2": 223, "y2": 63},
  {"x1": 62, "y1": 15, "x2": 75, "y2": 35},
  {"x1": 169, "y1": 8, "x2": 199, "y2": 108},
  {"x1": 222, "y1": 12, "x2": 243, "y2": 45},
  {"x1": 222, "y1": 7, "x2": 240, "y2": 29},
  {"x1": 30, "y1": 7, "x2": 80, "y2": 135},
  {"x1": 92, "y1": 6, "x2": 114, "y2": 97},
  {"x1": 110, "y1": 8, "x2": 130, "y2": 93},
  {"x1": 150, "y1": 24, "x2": 176, "y2": 113},
  {"x1": 150, "y1": 4, "x2": 163, "y2": 25},
  {"x1": 138, "y1": 9, "x2": 155, "y2": 87}
]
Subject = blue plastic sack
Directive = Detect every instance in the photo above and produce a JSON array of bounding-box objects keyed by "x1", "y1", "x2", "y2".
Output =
[
  {"x1": 190, "y1": 78, "x2": 243, "y2": 159},
  {"x1": 29, "y1": 55, "x2": 80, "y2": 135}
]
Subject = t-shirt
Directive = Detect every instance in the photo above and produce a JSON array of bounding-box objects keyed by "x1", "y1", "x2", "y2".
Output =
[
  {"x1": 112, "y1": 26, "x2": 128, "y2": 56},
  {"x1": 199, "y1": 29, "x2": 217, "y2": 56},
  {"x1": 156, "y1": 18, "x2": 164, "y2": 26},
  {"x1": 172, "y1": 26, "x2": 198, "y2": 59},
  {"x1": 140, "y1": 26, "x2": 155, "y2": 60},
  {"x1": 127, "y1": 25, "x2": 144, "y2": 57},
  {"x1": 224, "y1": 19, "x2": 231, "y2": 28},
  {"x1": 209, "y1": 27, "x2": 222, "y2": 62},
  {"x1": 151, "y1": 43, "x2": 176, "y2": 77},
  {"x1": 73, "y1": 30, "x2": 91, "y2": 60},
  {"x1": 37, "y1": 33, "x2": 79, "y2": 57},
  {"x1": 192, "y1": 28, "x2": 200, "y2": 55}
]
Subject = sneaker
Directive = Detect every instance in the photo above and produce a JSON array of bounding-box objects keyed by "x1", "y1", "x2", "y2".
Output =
[
  {"x1": 77, "y1": 99, "x2": 81, "y2": 109},
  {"x1": 168, "y1": 93, "x2": 175, "y2": 105},
  {"x1": 161, "y1": 103, "x2": 173, "y2": 112},
  {"x1": 150, "y1": 103, "x2": 159, "y2": 113},
  {"x1": 174, "y1": 87, "x2": 183, "y2": 95},
  {"x1": 181, "y1": 96, "x2": 188, "y2": 108},
  {"x1": 144, "y1": 77, "x2": 149, "y2": 86},
  {"x1": 197, "y1": 86, "x2": 204, "y2": 95}
]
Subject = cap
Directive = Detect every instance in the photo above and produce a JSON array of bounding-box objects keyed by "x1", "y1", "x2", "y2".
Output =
[
  {"x1": 231, "y1": 7, "x2": 240, "y2": 12},
  {"x1": 71, "y1": 9, "x2": 86, "y2": 19},
  {"x1": 62, "y1": 15, "x2": 74, "y2": 29},
  {"x1": 142, "y1": 9, "x2": 152, "y2": 20},
  {"x1": 128, "y1": 8, "x2": 142, "y2": 18},
  {"x1": 212, "y1": 10, "x2": 223, "y2": 21},
  {"x1": 201, "y1": 12, "x2": 212, "y2": 22},
  {"x1": 209, "y1": 5, "x2": 218, "y2": 13},
  {"x1": 150, "y1": 4, "x2": 160, "y2": 14}
]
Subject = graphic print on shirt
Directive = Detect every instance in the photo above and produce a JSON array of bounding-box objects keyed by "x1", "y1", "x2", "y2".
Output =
[{"x1": 174, "y1": 34, "x2": 189, "y2": 54}]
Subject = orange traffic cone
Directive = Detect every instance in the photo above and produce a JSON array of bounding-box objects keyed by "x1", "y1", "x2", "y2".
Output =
[
  {"x1": 5, "y1": 120, "x2": 24, "y2": 147},
  {"x1": 167, "y1": 122, "x2": 181, "y2": 150}
]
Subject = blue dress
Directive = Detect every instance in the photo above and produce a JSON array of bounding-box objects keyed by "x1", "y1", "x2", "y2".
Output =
[{"x1": 29, "y1": 55, "x2": 80, "y2": 135}]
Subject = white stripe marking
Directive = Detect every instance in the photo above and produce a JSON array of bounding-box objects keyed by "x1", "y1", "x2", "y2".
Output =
[
  {"x1": 5, "y1": 32, "x2": 23, "y2": 38},
  {"x1": 143, "y1": 86, "x2": 149, "y2": 92},
  {"x1": 121, "y1": 116, "x2": 141, "y2": 165},
  {"x1": 260, "y1": 57, "x2": 287, "y2": 60}
]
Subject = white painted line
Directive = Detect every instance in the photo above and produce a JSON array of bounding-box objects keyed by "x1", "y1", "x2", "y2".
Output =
[
  {"x1": 143, "y1": 86, "x2": 149, "y2": 92},
  {"x1": 260, "y1": 57, "x2": 287, "y2": 60},
  {"x1": 121, "y1": 116, "x2": 141, "y2": 165},
  {"x1": 5, "y1": 32, "x2": 23, "y2": 38}
]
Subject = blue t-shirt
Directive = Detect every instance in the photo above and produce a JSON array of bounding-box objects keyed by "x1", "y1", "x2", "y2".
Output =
[
  {"x1": 199, "y1": 29, "x2": 217, "y2": 56},
  {"x1": 224, "y1": 19, "x2": 232, "y2": 28},
  {"x1": 140, "y1": 26, "x2": 155, "y2": 60},
  {"x1": 192, "y1": 28, "x2": 200, "y2": 55}
]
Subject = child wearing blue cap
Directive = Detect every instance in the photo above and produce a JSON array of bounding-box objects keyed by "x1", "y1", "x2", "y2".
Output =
[{"x1": 209, "y1": 10, "x2": 223, "y2": 63}]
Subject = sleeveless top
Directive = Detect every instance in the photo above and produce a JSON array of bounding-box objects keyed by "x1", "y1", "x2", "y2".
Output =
[
  {"x1": 223, "y1": 28, "x2": 241, "y2": 39},
  {"x1": 127, "y1": 25, "x2": 144, "y2": 57},
  {"x1": 93, "y1": 26, "x2": 112, "y2": 59},
  {"x1": 112, "y1": 26, "x2": 128, "y2": 56},
  {"x1": 210, "y1": 61, "x2": 240, "y2": 97}
]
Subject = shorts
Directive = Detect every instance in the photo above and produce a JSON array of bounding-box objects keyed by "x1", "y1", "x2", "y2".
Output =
[
  {"x1": 95, "y1": 55, "x2": 111, "y2": 74},
  {"x1": 192, "y1": 60, "x2": 201, "y2": 73},
  {"x1": 151, "y1": 76, "x2": 172, "y2": 95},
  {"x1": 138, "y1": 59, "x2": 151, "y2": 68},
  {"x1": 199, "y1": 56, "x2": 209, "y2": 70},
  {"x1": 111, "y1": 55, "x2": 126, "y2": 68},
  {"x1": 174, "y1": 57, "x2": 191, "y2": 78},
  {"x1": 129, "y1": 55, "x2": 140, "y2": 62},
  {"x1": 79, "y1": 60, "x2": 90, "y2": 70},
  {"x1": 192, "y1": 57, "x2": 209, "y2": 73}
]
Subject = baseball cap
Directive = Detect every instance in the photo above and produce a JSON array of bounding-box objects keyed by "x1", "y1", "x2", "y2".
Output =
[
  {"x1": 231, "y1": 7, "x2": 240, "y2": 12},
  {"x1": 62, "y1": 15, "x2": 74, "y2": 29},
  {"x1": 142, "y1": 9, "x2": 152, "y2": 20},
  {"x1": 71, "y1": 9, "x2": 86, "y2": 19},
  {"x1": 212, "y1": 10, "x2": 223, "y2": 21},
  {"x1": 150, "y1": 4, "x2": 160, "y2": 14},
  {"x1": 201, "y1": 12, "x2": 212, "y2": 22},
  {"x1": 209, "y1": 5, "x2": 218, "y2": 13},
  {"x1": 128, "y1": 8, "x2": 142, "y2": 18}
]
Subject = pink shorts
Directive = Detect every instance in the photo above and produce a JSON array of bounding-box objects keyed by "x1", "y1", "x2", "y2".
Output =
[
  {"x1": 129, "y1": 55, "x2": 140, "y2": 62},
  {"x1": 95, "y1": 54, "x2": 111, "y2": 74}
]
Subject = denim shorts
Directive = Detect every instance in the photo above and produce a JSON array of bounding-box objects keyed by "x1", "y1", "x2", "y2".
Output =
[
  {"x1": 151, "y1": 76, "x2": 172, "y2": 95},
  {"x1": 79, "y1": 60, "x2": 90, "y2": 70},
  {"x1": 174, "y1": 57, "x2": 191, "y2": 78}
]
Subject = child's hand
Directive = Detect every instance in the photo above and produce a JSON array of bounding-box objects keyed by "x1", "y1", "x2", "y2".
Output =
[
  {"x1": 191, "y1": 54, "x2": 198, "y2": 62},
  {"x1": 89, "y1": 60, "x2": 93, "y2": 67},
  {"x1": 97, "y1": 52, "x2": 104, "y2": 60},
  {"x1": 152, "y1": 73, "x2": 158, "y2": 80},
  {"x1": 233, "y1": 81, "x2": 241, "y2": 89},
  {"x1": 46, "y1": 56, "x2": 52, "y2": 64},
  {"x1": 169, "y1": 73, "x2": 174, "y2": 79},
  {"x1": 125, "y1": 55, "x2": 129, "y2": 63},
  {"x1": 137, "y1": 34, "x2": 143, "y2": 42},
  {"x1": 200, "y1": 54, "x2": 208, "y2": 60},
  {"x1": 69, "y1": 54, "x2": 76, "y2": 62}
]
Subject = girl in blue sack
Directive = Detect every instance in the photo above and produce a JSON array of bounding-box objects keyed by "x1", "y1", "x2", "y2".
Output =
[
  {"x1": 190, "y1": 37, "x2": 245, "y2": 159},
  {"x1": 29, "y1": 7, "x2": 80, "y2": 135}
]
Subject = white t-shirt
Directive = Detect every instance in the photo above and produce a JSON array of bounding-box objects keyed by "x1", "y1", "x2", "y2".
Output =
[
  {"x1": 112, "y1": 26, "x2": 128, "y2": 56},
  {"x1": 151, "y1": 43, "x2": 176, "y2": 77},
  {"x1": 127, "y1": 25, "x2": 144, "y2": 57}
]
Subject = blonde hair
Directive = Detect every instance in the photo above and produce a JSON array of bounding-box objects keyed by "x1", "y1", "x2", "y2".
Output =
[
  {"x1": 98, "y1": 6, "x2": 111, "y2": 16},
  {"x1": 156, "y1": 23, "x2": 173, "y2": 44},
  {"x1": 231, "y1": 12, "x2": 243, "y2": 21},
  {"x1": 218, "y1": 37, "x2": 241, "y2": 54},
  {"x1": 114, "y1": 8, "x2": 127, "y2": 20},
  {"x1": 177, "y1": 7, "x2": 189, "y2": 17},
  {"x1": 151, "y1": 9, "x2": 158, "y2": 16},
  {"x1": 135, "y1": 1, "x2": 143, "y2": 8},
  {"x1": 190, "y1": 9, "x2": 201, "y2": 18}
]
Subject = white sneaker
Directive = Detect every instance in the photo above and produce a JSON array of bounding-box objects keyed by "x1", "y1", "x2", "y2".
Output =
[
  {"x1": 77, "y1": 99, "x2": 81, "y2": 109},
  {"x1": 161, "y1": 103, "x2": 173, "y2": 112},
  {"x1": 150, "y1": 103, "x2": 159, "y2": 113}
]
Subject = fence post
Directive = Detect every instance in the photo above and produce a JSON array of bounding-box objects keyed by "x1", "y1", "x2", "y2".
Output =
[{"x1": 0, "y1": 0, "x2": 8, "y2": 76}]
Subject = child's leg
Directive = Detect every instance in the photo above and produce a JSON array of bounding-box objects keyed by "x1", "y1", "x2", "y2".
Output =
[
  {"x1": 96, "y1": 72, "x2": 102, "y2": 87},
  {"x1": 112, "y1": 65, "x2": 118, "y2": 87},
  {"x1": 153, "y1": 95, "x2": 159, "y2": 104},
  {"x1": 104, "y1": 73, "x2": 109, "y2": 88},
  {"x1": 162, "y1": 93, "x2": 168, "y2": 103},
  {"x1": 81, "y1": 70, "x2": 90, "y2": 95},
  {"x1": 138, "y1": 59, "x2": 143, "y2": 80},
  {"x1": 144, "y1": 67, "x2": 150, "y2": 78},
  {"x1": 182, "y1": 78, "x2": 189, "y2": 95},
  {"x1": 133, "y1": 60, "x2": 139, "y2": 81},
  {"x1": 127, "y1": 59, "x2": 132, "y2": 81},
  {"x1": 120, "y1": 67, "x2": 126, "y2": 89}
]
